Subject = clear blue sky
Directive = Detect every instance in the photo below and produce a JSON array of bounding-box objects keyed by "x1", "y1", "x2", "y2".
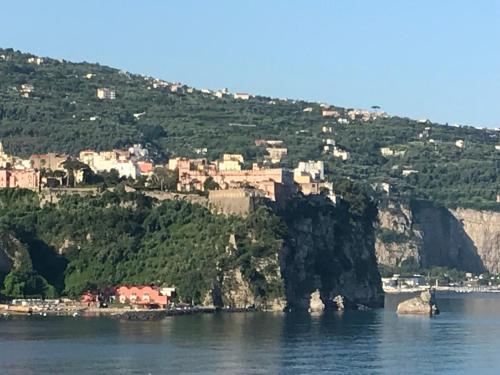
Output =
[{"x1": 1, "y1": 0, "x2": 499, "y2": 128}]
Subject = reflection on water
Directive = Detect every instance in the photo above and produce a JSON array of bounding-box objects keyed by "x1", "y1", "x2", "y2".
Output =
[{"x1": 1, "y1": 293, "x2": 500, "y2": 374}]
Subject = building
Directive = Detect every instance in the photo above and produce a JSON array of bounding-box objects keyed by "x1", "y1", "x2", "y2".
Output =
[
  {"x1": 455, "y1": 139, "x2": 465, "y2": 149},
  {"x1": 303, "y1": 107, "x2": 313, "y2": 112},
  {"x1": 20, "y1": 83, "x2": 34, "y2": 97},
  {"x1": 96, "y1": 88, "x2": 116, "y2": 100},
  {"x1": 137, "y1": 161, "x2": 154, "y2": 176},
  {"x1": 255, "y1": 139, "x2": 283, "y2": 147},
  {"x1": 0, "y1": 169, "x2": 40, "y2": 189},
  {"x1": 170, "y1": 84, "x2": 184, "y2": 93},
  {"x1": 115, "y1": 286, "x2": 176, "y2": 308},
  {"x1": 322, "y1": 108, "x2": 340, "y2": 117},
  {"x1": 234, "y1": 93, "x2": 251, "y2": 100},
  {"x1": 266, "y1": 148, "x2": 288, "y2": 163},
  {"x1": 168, "y1": 157, "x2": 181, "y2": 171},
  {"x1": 218, "y1": 154, "x2": 244, "y2": 171},
  {"x1": 27, "y1": 57, "x2": 44, "y2": 65},
  {"x1": 495, "y1": 145, "x2": 500, "y2": 151},
  {"x1": 294, "y1": 161, "x2": 324, "y2": 183},
  {"x1": 177, "y1": 157, "x2": 293, "y2": 201},
  {"x1": 30, "y1": 153, "x2": 68, "y2": 171},
  {"x1": 380, "y1": 147, "x2": 406, "y2": 157},
  {"x1": 79, "y1": 150, "x2": 138, "y2": 179},
  {"x1": 332, "y1": 146, "x2": 350, "y2": 160},
  {"x1": 402, "y1": 169, "x2": 419, "y2": 176}
]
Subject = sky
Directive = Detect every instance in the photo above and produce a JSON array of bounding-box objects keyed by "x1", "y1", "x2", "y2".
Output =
[{"x1": 1, "y1": 0, "x2": 500, "y2": 128}]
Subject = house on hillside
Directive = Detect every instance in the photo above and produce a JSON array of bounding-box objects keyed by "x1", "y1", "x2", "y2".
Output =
[
  {"x1": 96, "y1": 88, "x2": 116, "y2": 100},
  {"x1": 234, "y1": 93, "x2": 251, "y2": 100}
]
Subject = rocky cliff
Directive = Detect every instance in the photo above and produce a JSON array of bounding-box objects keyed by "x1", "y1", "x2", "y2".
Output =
[
  {"x1": 210, "y1": 196, "x2": 385, "y2": 311},
  {"x1": 376, "y1": 200, "x2": 500, "y2": 274}
]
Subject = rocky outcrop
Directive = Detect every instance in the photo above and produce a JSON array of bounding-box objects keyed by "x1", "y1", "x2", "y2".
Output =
[
  {"x1": 208, "y1": 196, "x2": 385, "y2": 312},
  {"x1": 281, "y1": 196, "x2": 384, "y2": 311},
  {"x1": 308, "y1": 290, "x2": 325, "y2": 313},
  {"x1": 397, "y1": 289, "x2": 439, "y2": 316},
  {"x1": 376, "y1": 200, "x2": 500, "y2": 274}
]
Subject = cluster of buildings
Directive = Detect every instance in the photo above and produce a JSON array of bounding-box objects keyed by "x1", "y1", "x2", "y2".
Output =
[
  {"x1": 318, "y1": 106, "x2": 386, "y2": 124},
  {"x1": 82, "y1": 285, "x2": 176, "y2": 309},
  {"x1": 79, "y1": 144, "x2": 153, "y2": 179},
  {"x1": 0, "y1": 143, "x2": 40, "y2": 189},
  {"x1": 173, "y1": 154, "x2": 293, "y2": 201},
  {"x1": 0, "y1": 140, "x2": 157, "y2": 190},
  {"x1": 171, "y1": 152, "x2": 340, "y2": 204}
]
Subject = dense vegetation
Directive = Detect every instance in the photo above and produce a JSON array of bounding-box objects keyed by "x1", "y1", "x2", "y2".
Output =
[
  {"x1": 0, "y1": 182, "x2": 378, "y2": 302},
  {"x1": 0, "y1": 47, "x2": 498, "y2": 210},
  {"x1": 0, "y1": 189, "x2": 287, "y2": 302}
]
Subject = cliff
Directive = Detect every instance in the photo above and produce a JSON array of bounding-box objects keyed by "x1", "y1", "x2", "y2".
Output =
[
  {"x1": 0, "y1": 189, "x2": 384, "y2": 306},
  {"x1": 211, "y1": 195, "x2": 385, "y2": 311},
  {"x1": 376, "y1": 200, "x2": 500, "y2": 274},
  {"x1": 281, "y1": 197, "x2": 384, "y2": 310}
]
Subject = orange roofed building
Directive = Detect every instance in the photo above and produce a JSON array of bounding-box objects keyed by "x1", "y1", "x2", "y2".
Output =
[{"x1": 115, "y1": 286, "x2": 176, "y2": 308}]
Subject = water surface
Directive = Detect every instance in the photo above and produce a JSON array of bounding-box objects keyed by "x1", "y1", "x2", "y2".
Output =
[{"x1": 1, "y1": 293, "x2": 499, "y2": 374}]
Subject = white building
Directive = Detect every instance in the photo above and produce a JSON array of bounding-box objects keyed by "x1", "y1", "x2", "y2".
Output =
[
  {"x1": 27, "y1": 57, "x2": 44, "y2": 65},
  {"x1": 96, "y1": 88, "x2": 116, "y2": 100},
  {"x1": 79, "y1": 150, "x2": 137, "y2": 179},
  {"x1": 234, "y1": 93, "x2": 251, "y2": 100},
  {"x1": 455, "y1": 139, "x2": 465, "y2": 149},
  {"x1": 294, "y1": 161, "x2": 324, "y2": 182},
  {"x1": 333, "y1": 146, "x2": 349, "y2": 160}
]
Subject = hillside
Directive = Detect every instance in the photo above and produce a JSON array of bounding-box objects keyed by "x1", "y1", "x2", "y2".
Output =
[
  {"x1": 0, "y1": 187, "x2": 383, "y2": 310},
  {"x1": 0, "y1": 47, "x2": 498, "y2": 210}
]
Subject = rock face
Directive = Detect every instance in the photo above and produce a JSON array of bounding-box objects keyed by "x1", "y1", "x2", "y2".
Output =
[
  {"x1": 451, "y1": 208, "x2": 500, "y2": 274},
  {"x1": 376, "y1": 200, "x2": 500, "y2": 274},
  {"x1": 280, "y1": 197, "x2": 384, "y2": 311},
  {"x1": 397, "y1": 289, "x2": 439, "y2": 316},
  {"x1": 209, "y1": 196, "x2": 385, "y2": 312}
]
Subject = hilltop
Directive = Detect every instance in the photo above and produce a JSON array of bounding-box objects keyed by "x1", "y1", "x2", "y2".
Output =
[{"x1": 0, "y1": 47, "x2": 498, "y2": 209}]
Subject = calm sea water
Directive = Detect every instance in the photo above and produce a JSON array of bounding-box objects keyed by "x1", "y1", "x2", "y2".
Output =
[{"x1": 1, "y1": 293, "x2": 500, "y2": 374}]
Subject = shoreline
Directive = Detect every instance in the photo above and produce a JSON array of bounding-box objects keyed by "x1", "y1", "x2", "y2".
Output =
[
  {"x1": 0, "y1": 304, "x2": 257, "y2": 319},
  {"x1": 384, "y1": 286, "x2": 500, "y2": 294}
]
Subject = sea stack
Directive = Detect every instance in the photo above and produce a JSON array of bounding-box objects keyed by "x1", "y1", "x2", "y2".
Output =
[
  {"x1": 397, "y1": 289, "x2": 439, "y2": 316},
  {"x1": 308, "y1": 290, "x2": 325, "y2": 313}
]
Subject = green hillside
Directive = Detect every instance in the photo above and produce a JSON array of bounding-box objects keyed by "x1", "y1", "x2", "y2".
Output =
[{"x1": 0, "y1": 47, "x2": 498, "y2": 209}]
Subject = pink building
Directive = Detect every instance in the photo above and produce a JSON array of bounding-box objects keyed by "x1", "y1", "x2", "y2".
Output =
[
  {"x1": 115, "y1": 286, "x2": 175, "y2": 308},
  {"x1": 0, "y1": 169, "x2": 40, "y2": 189}
]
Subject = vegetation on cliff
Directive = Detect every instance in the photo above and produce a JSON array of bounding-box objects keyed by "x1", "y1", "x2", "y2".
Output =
[{"x1": 0, "y1": 184, "x2": 382, "y2": 309}]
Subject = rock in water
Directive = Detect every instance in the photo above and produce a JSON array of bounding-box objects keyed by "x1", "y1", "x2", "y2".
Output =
[
  {"x1": 308, "y1": 290, "x2": 325, "y2": 313},
  {"x1": 332, "y1": 295, "x2": 346, "y2": 311},
  {"x1": 397, "y1": 289, "x2": 439, "y2": 316}
]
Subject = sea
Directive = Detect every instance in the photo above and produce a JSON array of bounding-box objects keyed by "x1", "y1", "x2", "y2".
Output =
[{"x1": 1, "y1": 292, "x2": 500, "y2": 374}]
